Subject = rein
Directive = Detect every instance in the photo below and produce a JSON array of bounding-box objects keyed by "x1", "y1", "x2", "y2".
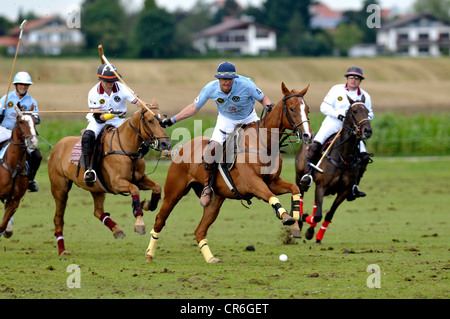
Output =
[{"x1": 327, "y1": 102, "x2": 371, "y2": 169}]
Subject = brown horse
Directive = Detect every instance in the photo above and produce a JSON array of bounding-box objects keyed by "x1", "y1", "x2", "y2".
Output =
[
  {"x1": 145, "y1": 82, "x2": 313, "y2": 263},
  {"x1": 48, "y1": 102, "x2": 171, "y2": 255},
  {"x1": 0, "y1": 109, "x2": 38, "y2": 238},
  {"x1": 294, "y1": 96, "x2": 372, "y2": 243}
]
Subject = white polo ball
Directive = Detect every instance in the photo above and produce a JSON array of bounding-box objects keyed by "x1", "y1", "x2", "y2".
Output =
[{"x1": 279, "y1": 254, "x2": 288, "y2": 262}]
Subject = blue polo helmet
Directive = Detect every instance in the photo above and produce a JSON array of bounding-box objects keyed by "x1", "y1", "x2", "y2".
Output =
[{"x1": 215, "y1": 62, "x2": 239, "y2": 79}]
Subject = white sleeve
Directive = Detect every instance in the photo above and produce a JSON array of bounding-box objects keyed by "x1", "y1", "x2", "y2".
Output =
[{"x1": 320, "y1": 86, "x2": 340, "y2": 118}]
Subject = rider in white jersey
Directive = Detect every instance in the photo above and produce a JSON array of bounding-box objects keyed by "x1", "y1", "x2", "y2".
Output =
[{"x1": 300, "y1": 66, "x2": 374, "y2": 201}]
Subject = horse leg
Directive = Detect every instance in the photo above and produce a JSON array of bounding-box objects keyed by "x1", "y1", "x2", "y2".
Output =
[
  {"x1": 194, "y1": 196, "x2": 225, "y2": 263},
  {"x1": 305, "y1": 186, "x2": 325, "y2": 240},
  {"x1": 91, "y1": 192, "x2": 125, "y2": 239},
  {"x1": 50, "y1": 175, "x2": 71, "y2": 255},
  {"x1": 136, "y1": 175, "x2": 162, "y2": 212},
  {"x1": 146, "y1": 167, "x2": 190, "y2": 262},
  {"x1": 0, "y1": 200, "x2": 19, "y2": 238},
  {"x1": 315, "y1": 191, "x2": 347, "y2": 244},
  {"x1": 109, "y1": 178, "x2": 146, "y2": 235},
  {"x1": 249, "y1": 178, "x2": 296, "y2": 226}
]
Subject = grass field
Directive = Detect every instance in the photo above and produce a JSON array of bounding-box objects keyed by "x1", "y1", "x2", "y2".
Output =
[{"x1": 0, "y1": 156, "x2": 448, "y2": 300}]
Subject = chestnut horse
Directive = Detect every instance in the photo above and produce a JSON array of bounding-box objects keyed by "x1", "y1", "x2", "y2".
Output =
[
  {"x1": 145, "y1": 82, "x2": 313, "y2": 263},
  {"x1": 294, "y1": 96, "x2": 372, "y2": 243},
  {"x1": 0, "y1": 109, "x2": 38, "y2": 238},
  {"x1": 48, "y1": 102, "x2": 171, "y2": 255}
]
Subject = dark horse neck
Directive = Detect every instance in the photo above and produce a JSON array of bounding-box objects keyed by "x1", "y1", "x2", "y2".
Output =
[
  {"x1": 334, "y1": 124, "x2": 360, "y2": 164},
  {"x1": 2, "y1": 125, "x2": 27, "y2": 175}
]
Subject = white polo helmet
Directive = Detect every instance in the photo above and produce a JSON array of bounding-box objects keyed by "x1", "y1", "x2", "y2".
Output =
[{"x1": 13, "y1": 72, "x2": 33, "y2": 85}]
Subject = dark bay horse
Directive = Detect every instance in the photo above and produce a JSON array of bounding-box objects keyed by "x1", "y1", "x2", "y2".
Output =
[
  {"x1": 48, "y1": 102, "x2": 171, "y2": 255},
  {"x1": 0, "y1": 109, "x2": 38, "y2": 238},
  {"x1": 294, "y1": 96, "x2": 372, "y2": 243},
  {"x1": 145, "y1": 82, "x2": 313, "y2": 263}
]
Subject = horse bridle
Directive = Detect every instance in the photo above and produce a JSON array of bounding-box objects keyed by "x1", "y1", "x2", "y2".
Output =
[
  {"x1": 261, "y1": 93, "x2": 310, "y2": 142},
  {"x1": 129, "y1": 108, "x2": 164, "y2": 151},
  {"x1": 344, "y1": 102, "x2": 371, "y2": 138}
]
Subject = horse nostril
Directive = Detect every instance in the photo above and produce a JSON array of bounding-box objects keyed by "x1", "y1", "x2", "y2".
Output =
[{"x1": 303, "y1": 133, "x2": 310, "y2": 140}]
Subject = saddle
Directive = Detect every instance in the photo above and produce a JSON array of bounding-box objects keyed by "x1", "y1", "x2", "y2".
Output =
[{"x1": 70, "y1": 126, "x2": 115, "y2": 192}]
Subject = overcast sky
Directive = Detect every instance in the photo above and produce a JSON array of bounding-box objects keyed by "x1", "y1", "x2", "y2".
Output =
[{"x1": 1, "y1": 0, "x2": 416, "y2": 22}]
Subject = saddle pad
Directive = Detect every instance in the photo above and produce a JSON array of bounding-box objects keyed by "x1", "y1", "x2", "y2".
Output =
[{"x1": 69, "y1": 141, "x2": 82, "y2": 165}]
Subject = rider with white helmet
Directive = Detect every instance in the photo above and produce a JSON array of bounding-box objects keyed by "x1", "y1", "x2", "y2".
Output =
[{"x1": 0, "y1": 71, "x2": 42, "y2": 192}]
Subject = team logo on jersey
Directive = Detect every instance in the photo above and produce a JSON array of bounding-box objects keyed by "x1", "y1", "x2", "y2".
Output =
[
  {"x1": 114, "y1": 96, "x2": 121, "y2": 102},
  {"x1": 7, "y1": 102, "x2": 13, "y2": 107},
  {"x1": 338, "y1": 96, "x2": 343, "y2": 101},
  {"x1": 256, "y1": 89, "x2": 262, "y2": 95},
  {"x1": 228, "y1": 106, "x2": 237, "y2": 112},
  {"x1": 232, "y1": 96, "x2": 240, "y2": 102},
  {"x1": 100, "y1": 99, "x2": 105, "y2": 105},
  {"x1": 217, "y1": 98, "x2": 224, "y2": 104},
  {"x1": 194, "y1": 96, "x2": 199, "y2": 104}
]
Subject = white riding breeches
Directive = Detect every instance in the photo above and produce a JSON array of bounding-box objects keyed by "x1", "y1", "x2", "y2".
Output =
[
  {"x1": 210, "y1": 109, "x2": 259, "y2": 145},
  {"x1": 314, "y1": 116, "x2": 367, "y2": 153}
]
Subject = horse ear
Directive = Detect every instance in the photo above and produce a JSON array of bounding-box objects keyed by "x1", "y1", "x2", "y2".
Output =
[
  {"x1": 346, "y1": 95, "x2": 355, "y2": 105},
  {"x1": 281, "y1": 82, "x2": 290, "y2": 96},
  {"x1": 299, "y1": 84, "x2": 310, "y2": 96},
  {"x1": 152, "y1": 98, "x2": 159, "y2": 108},
  {"x1": 361, "y1": 94, "x2": 366, "y2": 103}
]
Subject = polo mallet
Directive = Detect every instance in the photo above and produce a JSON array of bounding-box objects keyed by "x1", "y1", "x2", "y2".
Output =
[
  {"x1": 97, "y1": 44, "x2": 156, "y2": 117},
  {"x1": 3, "y1": 20, "x2": 28, "y2": 111},
  {"x1": 309, "y1": 127, "x2": 343, "y2": 173}
]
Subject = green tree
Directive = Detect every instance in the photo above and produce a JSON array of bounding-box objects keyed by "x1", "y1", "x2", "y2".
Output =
[
  {"x1": 332, "y1": 23, "x2": 364, "y2": 56},
  {"x1": 131, "y1": 0, "x2": 176, "y2": 58},
  {"x1": 81, "y1": 0, "x2": 128, "y2": 56},
  {"x1": 414, "y1": 0, "x2": 450, "y2": 22}
]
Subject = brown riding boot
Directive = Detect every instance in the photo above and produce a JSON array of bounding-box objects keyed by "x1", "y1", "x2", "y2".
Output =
[
  {"x1": 299, "y1": 141, "x2": 322, "y2": 192},
  {"x1": 200, "y1": 162, "x2": 218, "y2": 207},
  {"x1": 200, "y1": 141, "x2": 220, "y2": 207}
]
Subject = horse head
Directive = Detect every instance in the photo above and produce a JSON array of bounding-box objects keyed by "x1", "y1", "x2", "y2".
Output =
[
  {"x1": 14, "y1": 106, "x2": 38, "y2": 150},
  {"x1": 345, "y1": 95, "x2": 372, "y2": 140},
  {"x1": 132, "y1": 100, "x2": 172, "y2": 152},
  {"x1": 280, "y1": 82, "x2": 313, "y2": 144}
]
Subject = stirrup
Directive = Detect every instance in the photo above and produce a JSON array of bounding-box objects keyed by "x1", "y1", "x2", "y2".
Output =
[
  {"x1": 299, "y1": 174, "x2": 313, "y2": 191},
  {"x1": 84, "y1": 169, "x2": 97, "y2": 183},
  {"x1": 28, "y1": 180, "x2": 39, "y2": 192},
  {"x1": 200, "y1": 186, "x2": 215, "y2": 207}
]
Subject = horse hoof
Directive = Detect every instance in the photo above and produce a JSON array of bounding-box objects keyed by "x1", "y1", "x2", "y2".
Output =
[
  {"x1": 59, "y1": 250, "x2": 71, "y2": 256},
  {"x1": 134, "y1": 224, "x2": 146, "y2": 235},
  {"x1": 315, "y1": 240, "x2": 322, "y2": 245},
  {"x1": 207, "y1": 257, "x2": 223, "y2": 263},
  {"x1": 305, "y1": 227, "x2": 315, "y2": 240},
  {"x1": 3, "y1": 231, "x2": 12, "y2": 239},
  {"x1": 113, "y1": 230, "x2": 126, "y2": 239},
  {"x1": 146, "y1": 256, "x2": 153, "y2": 263},
  {"x1": 290, "y1": 229, "x2": 302, "y2": 238},
  {"x1": 282, "y1": 216, "x2": 296, "y2": 226}
]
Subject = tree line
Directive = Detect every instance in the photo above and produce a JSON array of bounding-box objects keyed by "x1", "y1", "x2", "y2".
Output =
[{"x1": 1, "y1": 0, "x2": 448, "y2": 58}]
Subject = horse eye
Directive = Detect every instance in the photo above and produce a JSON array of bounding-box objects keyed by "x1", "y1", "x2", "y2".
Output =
[{"x1": 148, "y1": 120, "x2": 153, "y2": 124}]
